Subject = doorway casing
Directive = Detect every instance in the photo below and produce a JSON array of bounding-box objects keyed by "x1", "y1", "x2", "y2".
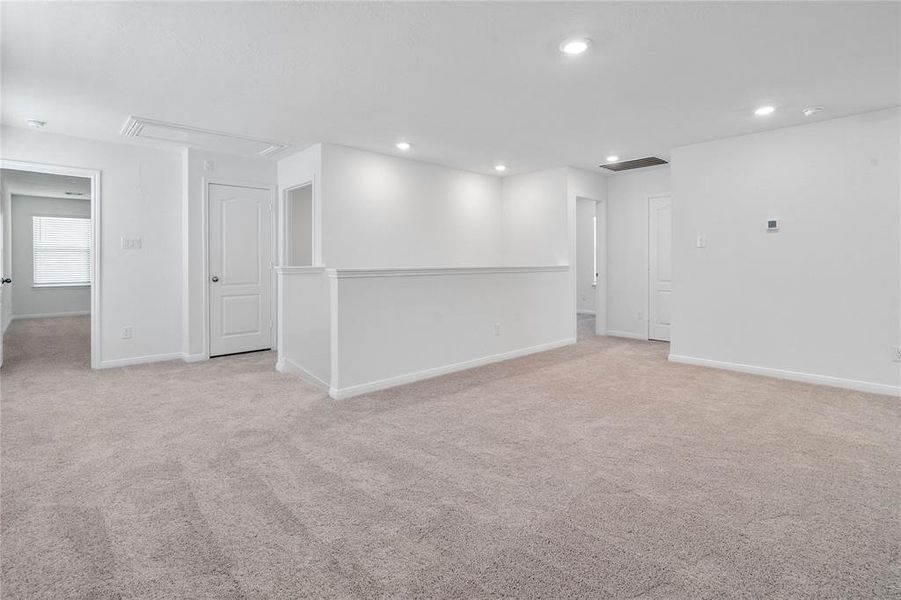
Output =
[{"x1": 0, "y1": 159, "x2": 102, "y2": 368}]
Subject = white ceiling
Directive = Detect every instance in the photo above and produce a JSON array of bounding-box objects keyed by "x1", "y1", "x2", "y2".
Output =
[
  {"x1": 2, "y1": 2, "x2": 898, "y2": 175},
  {"x1": 1, "y1": 169, "x2": 91, "y2": 200}
]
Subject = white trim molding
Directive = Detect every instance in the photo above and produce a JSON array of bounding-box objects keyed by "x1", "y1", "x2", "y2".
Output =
[
  {"x1": 98, "y1": 352, "x2": 183, "y2": 369},
  {"x1": 668, "y1": 354, "x2": 901, "y2": 397},
  {"x1": 327, "y1": 265, "x2": 569, "y2": 279},
  {"x1": 12, "y1": 310, "x2": 90, "y2": 320},
  {"x1": 606, "y1": 329, "x2": 649, "y2": 341},
  {"x1": 329, "y1": 338, "x2": 576, "y2": 400},
  {"x1": 182, "y1": 353, "x2": 209, "y2": 363},
  {"x1": 275, "y1": 266, "x2": 326, "y2": 276}
]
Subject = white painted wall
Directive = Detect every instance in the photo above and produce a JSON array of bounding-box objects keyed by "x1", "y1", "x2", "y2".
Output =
[
  {"x1": 10, "y1": 195, "x2": 90, "y2": 318},
  {"x1": 182, "y1": 148, "x2": 277, "y2": 358},
  {"x1": 330, "y1": 267, "x2": 573, "y2": 397},
  {"x1": 319, "y1": 144, "x2": 503, "y2": 268},
  {"x1": 276, "y1": 268, "x2": 331, "y2": 387},
  {"x1": 670, "y1": 108, "x2": 900, "y2": 394},
  {"x1": 0, "y1": 127, "x2": 184, "y2": 366},
  {"x1": 576, "y1": 199, "x2": 597, "y2": 314},
  {"x1": 606, "y1": 166, "x2": 671, "y2": 339},
  {"x1": 501, "y1": 167, "x2": 569, "y2": 266}
]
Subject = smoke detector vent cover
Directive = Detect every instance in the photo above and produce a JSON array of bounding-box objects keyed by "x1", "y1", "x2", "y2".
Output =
[
  {"x1": 599, "y1": 156, "x2": 668, "y2": 171},
  {"x1": 120, "y1": 116, "x2": 288, "y2": 158}
]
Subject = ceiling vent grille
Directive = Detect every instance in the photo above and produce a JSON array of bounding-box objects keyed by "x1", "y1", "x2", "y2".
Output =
[
  {"x1": 120, "y1": 116, "x2": 288, "y2": 158},
  {"x1": 599, "y1": 156, "x2": 668, "y2": 171}
]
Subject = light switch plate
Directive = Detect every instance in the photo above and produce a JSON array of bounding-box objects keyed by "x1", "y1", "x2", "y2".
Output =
[
  {"x1": 696, "y1": 235, "x2": 706, "y2": 248},
  {"x1": 121, "y1": 237, "x2": 142, "y2": 250}
]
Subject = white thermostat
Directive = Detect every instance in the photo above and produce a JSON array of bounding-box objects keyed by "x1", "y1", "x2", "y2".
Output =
[{"x1": 766, "y1": 219, "x2": 780, "y2": 232}]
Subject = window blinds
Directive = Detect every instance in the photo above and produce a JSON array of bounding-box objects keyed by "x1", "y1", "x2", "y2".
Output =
[{"x1": 32, "y1": 216, "x2": 91, "y2": 286}]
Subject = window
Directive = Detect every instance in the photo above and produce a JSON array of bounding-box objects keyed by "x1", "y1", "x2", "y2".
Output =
[{"x1": 32, "y1": 216, "x2": 91, "y2": 287}]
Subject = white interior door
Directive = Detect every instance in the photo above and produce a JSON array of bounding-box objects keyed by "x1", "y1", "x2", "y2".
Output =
[
  {"x1": 209, "y1": 183, "x2": 272, "y2": 357},
  {"x1": 648, "y1": 196, "x2": 672, "y2": 342},
  {"x1": 0, "y1": 207, "x2": 6, "y2": 367}
]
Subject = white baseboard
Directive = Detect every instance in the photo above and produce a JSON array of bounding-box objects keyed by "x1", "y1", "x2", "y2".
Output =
[
  {"x1": 668, "y1": 354, "x2": 900, "y2": 397},
  {"x1": 97, "y1": 352, "x2": 183, "y2": 369},
  {"x1": 606, "y1": 329, "x2": 648, "y2": 341},
  {"x1": 12, "y1": 310, "x2": 90, "y2": 320},
  {"x1": 329, "y1": 338, "x2": 577, "y2": 400},
  {"x1": 182, "y1": 353, "x2": 209, "y2": 363},
  {"x1": 276, "y1": 358, "x2": 329, "y2": 391},
  {"x1": 577, "y1": 310, "x2": 596, "y2": 316}
]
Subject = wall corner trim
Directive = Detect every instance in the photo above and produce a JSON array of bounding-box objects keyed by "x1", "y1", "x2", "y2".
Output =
[{"x1": 668, "y1": 354, "x2": 900, "y2": 397}]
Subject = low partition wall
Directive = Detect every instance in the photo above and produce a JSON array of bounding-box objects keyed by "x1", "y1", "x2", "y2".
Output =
[
  {"x1": 277, "y1": 265, "x2": 573, "y2": 399},
  {"x1": 275, "y1": 266, "x2": 332, "y2": 388}
]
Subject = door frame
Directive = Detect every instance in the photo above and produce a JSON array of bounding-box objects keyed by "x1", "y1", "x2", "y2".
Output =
[
  {"x1": 281, "y1": 179, "x2": 317, "y2": 266},
  {"x1": 0, "y1": 159, "x2": 102, "y2": 368},
  {"x1": 202, "y1": 178, "x2": 276, "y2": 359},
  {"x1": 573, "y1": 195, "x2": 607, "y2": 336},
  {"x1": 647, "y1": 194, "x2": 672, "y2": 342}
]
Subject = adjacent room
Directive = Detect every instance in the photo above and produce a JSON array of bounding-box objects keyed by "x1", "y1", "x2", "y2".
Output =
[
  {"x1": 0, "y1": 2, "x2": 898, "y2": 599},
  {"x1": 0, "y1": 169, "x2": 94, "y2": 368}
]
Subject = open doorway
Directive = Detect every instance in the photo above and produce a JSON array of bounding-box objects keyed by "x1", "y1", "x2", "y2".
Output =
[
  {"x1": 0, "y1": 165, "x2": 99, "y2": 369},
  {"x1": 647, "y1": 195, "x2": 672, "y2": 342},
  {"x1": 575, "y1": 196, "x2": 606, "y2": 340}
]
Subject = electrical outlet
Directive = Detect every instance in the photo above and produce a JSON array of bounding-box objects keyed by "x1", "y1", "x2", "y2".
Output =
[
  {"x1": 637, "y1": 311, "x2": 643, "y2": 321},
  {"x1": 121, "y1": 326, "x2": 133, "y2": 340},
  {"x1": 495, "y1": 322, "x2": 501, "y2": 336},
  {"x1": 892, "y1": 345, "x2": 901, "y2": 363}
]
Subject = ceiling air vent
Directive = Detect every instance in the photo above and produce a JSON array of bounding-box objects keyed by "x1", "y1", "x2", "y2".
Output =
[
  {"x1": 599, "y1": 156, "x2": 668, "y2": 172},
  {"x1": 120, "y1": 116, "x2": 288, "y2": 158}
]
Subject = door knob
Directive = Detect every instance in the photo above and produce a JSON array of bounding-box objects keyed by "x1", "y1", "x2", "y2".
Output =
[
  {"x1": 1, "y1": 278, "x2": 11, "y2": 284},
  {"x1": 211, "y1": 276, "x2": 219, "y2": 282}
]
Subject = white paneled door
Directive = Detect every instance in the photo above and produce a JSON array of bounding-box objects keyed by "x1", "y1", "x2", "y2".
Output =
[
  {"x1": 209, "y1": 183, "x2": 272, "y2": 357},
  {"x1": 648, "y1": 196, "x2": 672, "y2": 342}
]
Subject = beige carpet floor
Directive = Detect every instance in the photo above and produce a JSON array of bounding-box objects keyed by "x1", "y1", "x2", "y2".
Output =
[{"x1": 1, "y1": 315, "x2": 899, "y2": 599}]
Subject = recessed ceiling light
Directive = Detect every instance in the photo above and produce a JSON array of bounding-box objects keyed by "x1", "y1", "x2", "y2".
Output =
[
  {"x1": 606, "y1": 155, "x2": 620, "y2": 163},
  {"x1": 396, "y1": 141, "x2": 411, "y2": 151},
  {"x1": 754, "y1": 105, "x2": 776, "y2": 117},
  {"x1": 26, "y1": 119, "x2": 46, "y2": 129},
  {"x1": 494, "y1": 164, "x2": 507, "y2": 172},
  {"x1": 560, "y1": 38, "x2": 591, "y2": 56},
  {"x1": 802, "y1": 106, "x2": 824, "y2": 117}
]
